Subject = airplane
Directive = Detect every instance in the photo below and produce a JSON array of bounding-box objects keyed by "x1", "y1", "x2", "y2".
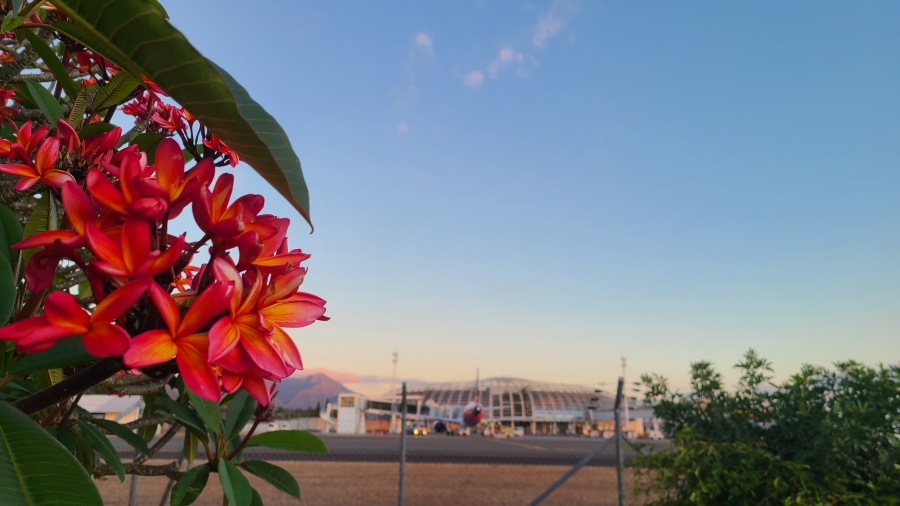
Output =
[{"x1": 430, "y1": 369, "x2": 485, "y2": 436}]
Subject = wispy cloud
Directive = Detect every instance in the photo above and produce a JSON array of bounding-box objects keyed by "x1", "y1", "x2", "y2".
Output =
[
  {"x1": 464, "y1": 70, "x2": 485, "y2": 89},
  {"x1": 415, "y1": 32, "x2": 433, "y2": 51},
  {"x1": 295, "y1": 368, "x2": 423, "y2": 384},
  {"x1": 487, "y1": 46, "x2": 524, "y2": 78},
  {"x1": 533, "y1": 1, "x2": 578, "y2": 48},
  {"x1": 396, "y1": 123, "x2": 409, "y2": 133}
]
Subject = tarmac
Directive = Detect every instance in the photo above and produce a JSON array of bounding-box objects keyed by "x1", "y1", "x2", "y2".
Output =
[{"x1": 113, "y1": 433, "x2": 668, "y2": 466}]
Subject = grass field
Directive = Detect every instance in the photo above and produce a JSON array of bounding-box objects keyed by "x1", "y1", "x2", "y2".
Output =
[{"x1": 95, "y1": 461, "x2": 637, "y2": 505}]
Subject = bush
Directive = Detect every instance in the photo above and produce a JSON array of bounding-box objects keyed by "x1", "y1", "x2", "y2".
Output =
[{"x1": 634, "y1": 351, "x2": 900, "y2": 505}]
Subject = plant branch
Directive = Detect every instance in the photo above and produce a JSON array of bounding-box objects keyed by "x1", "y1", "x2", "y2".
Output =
[
  {"x1": 94, "y1": 461, "x2": 184, "y2": 480},
  {"x1": 9, "y1": 70, "x2": 86, "y2": 83},
  {"x1": 12, "y1": 357, "x2": 123, "y2": 415},
  {"x1": 133, "y1": 422, "x2": 181, "y2": 465},
  {"x1": 226, "y1": 417, "x2": 261, "y2": 461},
  {"x1": 0, "y1": 13, "x2": 55, "y2": 88},
  {"x1": 123, "y1": 414, "x2": 174, "y2": 431}
]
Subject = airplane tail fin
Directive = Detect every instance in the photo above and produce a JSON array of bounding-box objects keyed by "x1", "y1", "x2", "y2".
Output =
[{"x1": 474, "y1": 368, "x2": 480, "y2": 403}]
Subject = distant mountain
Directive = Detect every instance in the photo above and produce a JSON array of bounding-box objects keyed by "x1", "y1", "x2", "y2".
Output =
[{"x1": 274, "y1": 373, "x2": 355, "y2": 410}]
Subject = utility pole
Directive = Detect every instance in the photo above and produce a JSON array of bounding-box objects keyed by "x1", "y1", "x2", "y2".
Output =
[
  {"x1": 390, "y1": 352, "x2": 398, "y2": 434},
  {"x1": 398, "y1": 383, "x2": 407, "y2": 506},
  {"x1": 621, "y1": 356, "x2": 629, "y2": 437},
  {"x1": 614, "y1": 376, "x2": 625, "y2": 506}
]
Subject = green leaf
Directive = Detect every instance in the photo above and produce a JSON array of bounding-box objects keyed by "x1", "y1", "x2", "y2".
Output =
[
  {"x1": 75, "y1": 420, "x2": 124, "y2": 482},
  {"x1": 83, "y1": 418, "x2": 151, "y2": 456},
  {"x1": 218, "y1": 460, "x2": 252, "y2": 506},
  {"x1": 21, "y1": 193, "x2": 57, "y2": 270},
  {"x1": 66, "y1": 86, "x2": 88, "y2": 128},
  {"x1": 183, "y1": 429, "x2": 198, "y2": 464},
  {"x1": 155, "y1": 396, "x2": 208, "y2": 438},
  {"x1": 224, "y1": 390, "x2": 255, "y2": 441},
  {"x1": 9, "y1": 336, "x2": 94, "y2": 374},
  {"x1": 170, "y1": 463, "x2": 209, "y2": 506},
  {"x1": 77, "y1": 121, "x2": 118, "y2": 139},
  {"x1": 54, "y1": 426, "x2": 79, "y2": 455},
  {"x1": 23, "y1": 31, "x2": 78, "y2": 99},
  {"x1": 249, "y1": 488, "x2": 264, "y2": 506},
  {"x1": 8, "y1": 83, "x2": 38, "y2": 110},
  {"x1": 24, "y1": 81, "x2": 64, "y2": 124},
  {"x1": 11, "y1": 0, "x2": 24, "y2": 16},
  {"x1": 0, "y1": 401, "x2": 104, "y2": 505},
  {"x1": 51, "y1": 1, "x2": 313, "y2": 228},
  {"x1": 245, "y1": 430, "x2": 328, "y2": 454},
  {"x1": 0, "y1": 254, "x2": 14, "y2": 326},
  {"x1": 240, "y1": 460, "x2": 300, "y2": 499},
  {"x1": 186, "y1": 388, "x2": 221, "y2": 437},
  {"x1": 91, "y1": 71, "x2": 140, "y2": 112},
  {"x1": 0, "y1": 205, "x2": 23, "y2": 266},
  {"x1": 129, "y1": 132, "x2": 165, "y2": 164},
  {"x1": 0, "y1": 14, "x2": 25, "y2": 33}
]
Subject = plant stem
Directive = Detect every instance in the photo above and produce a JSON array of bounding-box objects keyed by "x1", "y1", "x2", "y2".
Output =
[
  {"x1": 226, "y1": 417, "x2": 261, "y2": 461},
  {"x1": 12, "y1": 357, "x2": 123, "y2": 415},
  {"x1": 40, "y1": 398, "x2": 67, "y2": 427}
]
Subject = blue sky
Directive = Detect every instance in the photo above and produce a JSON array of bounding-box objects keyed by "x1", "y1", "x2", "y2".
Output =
[{"x1": 165, "y1": 1, "x2": 899, "y2": 394}]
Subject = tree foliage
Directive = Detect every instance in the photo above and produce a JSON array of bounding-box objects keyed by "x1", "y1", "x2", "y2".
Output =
[
  {"x1": 0, "y1": 0, "x2": 329, "y2": 504},
  {"x1": 634, "y1": 350, "x2": 900, "y2": 505}
]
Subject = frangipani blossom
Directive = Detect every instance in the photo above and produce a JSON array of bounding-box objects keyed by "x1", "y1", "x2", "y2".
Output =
[
  {"x1": 0, "y1": 137, "x2": 75, "y2": 191},
  {"x1": 0, "y1": 278, "x2": 149, "y2": 355},
  {"x1": 85, "y1": 216, "x2": 185, "y2": 279},
  {"x1": 124, "y1": 281, "x2": 234, "y2": 401}
]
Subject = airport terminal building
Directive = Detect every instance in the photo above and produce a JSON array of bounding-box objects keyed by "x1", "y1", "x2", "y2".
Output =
[{"x1": 327, "y1": 377, "x2": 654, "y2": 436}]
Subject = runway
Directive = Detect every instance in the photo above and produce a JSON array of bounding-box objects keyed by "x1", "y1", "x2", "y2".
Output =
[{"x1": 114, "y1": 434, "x2": 668, "y2": 466}]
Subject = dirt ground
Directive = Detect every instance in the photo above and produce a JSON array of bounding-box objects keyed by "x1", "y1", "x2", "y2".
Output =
[{"x1": 95, "y1": 461, "x2": 638, "y2": 506}]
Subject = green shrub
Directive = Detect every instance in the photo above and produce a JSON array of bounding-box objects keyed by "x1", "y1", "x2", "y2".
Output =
[{"x1": 634, "y1": 351, "x2": 900, "y2": 505}]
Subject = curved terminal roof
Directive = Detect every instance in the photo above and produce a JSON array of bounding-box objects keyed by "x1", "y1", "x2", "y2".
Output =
[{"x1": 402, "y1": 377, "x2": 613, "y2": 423}]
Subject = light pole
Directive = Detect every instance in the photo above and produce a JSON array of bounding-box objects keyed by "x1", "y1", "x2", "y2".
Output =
[
  {"x1": 621, "y1": 356, "x2": 629, "y2": 437},
  {"x1": 390, "y1": 351, "x2": 398, "y2": 433}
]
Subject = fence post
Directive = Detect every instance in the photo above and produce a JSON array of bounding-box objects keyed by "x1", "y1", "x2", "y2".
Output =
[
  {"x1": 524, "y1": 377, "x2": 625, "y2": 506},
  {"x1": 398, "y1": 382, "x2": 407, "y2": 506},
  {"x1": 615, "y1": 376, "x2": 625, "y2": 506}
]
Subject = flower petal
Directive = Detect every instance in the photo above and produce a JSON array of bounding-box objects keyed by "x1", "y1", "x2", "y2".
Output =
[
  {"x1": 153, "y1": 138, "x2": 184, "y2": 193},
  {"x1": 121, "y1": 216, "x2": 150, "y2": 274},
  {"x1": 269, "y1": 325, "x2": 303, "y2": 371},
  {"x1": 0, "y1": 163, "x2": 38, "y2": 178},
  {"x1": 34, "y1": 137, "x2": 59, "y2": 174},
  {"x1": 85, "y1": 222, "x2": 126, "y2": 271},
  {"x1": 208, "y1": 316, "x2": 241, "y2": 362},
  {"x1": 221, "y1": 371, "x2": 243, "y2": 393},
  {"x1": 149, "y1": 282, "x2": 180, "y2": 335},
  {"x1": 239, "y1": 325, "x2": 288, "y2": 378},
  {"x1": 0, "y1": 316, "x2": 61, "y2": 343},
  {"x1": 61, "y1": 181, "x2": 96, "y2": 235},
  {"x1": 92, "y1": 277, "x2": 150, "y2": 323},
  {"x1": 260, "y1": 299, "x2": 326, "y2": 328},
  {"x1": 43, "y1": 291, "x2": 91, "y2": 332},
  {"x1": 40, "y1": 169, "x2": 76, "y2": 188},
  {"x1": 242, "y1": 375, "x2": 271, "y2": 407},
  {"x1": 176, "y1": 333, "x2": 220, "y2": 401},
  {"x1": 212, "y1": 258, "x2": 242, "y2": 314},
  {"x1": 87, "y1": 168, "x2": 127, "y2": 214},
  {"x1": 13, "y1": 230, "x2": 81, "y2": 250},
  {"x1": 83, "y1": 323, "x2": 131, "y2": 357},
  {"x1": 146, "y1": 234, "x2": 185, "y2": 276},
  {"x1": 212, "y1": 343, "x2": 253, "y2": 373},
  {"x1": 178, "y1": 280, "x2": 233, "y2": 337},
  {"x1": 123, "y1": 329, "x2": 177, "y2": 368}
]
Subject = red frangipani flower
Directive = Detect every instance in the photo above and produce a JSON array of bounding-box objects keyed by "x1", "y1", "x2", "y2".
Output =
[
  {"x1": 0, "y1": 278, "x2": 149, "y2": 355},
  {"x1": 0, "y1": 136, "x2": 74, "y2": 191},
  {"x1": 124, "y1": 281, "x2": 234, "y2": 401}
]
